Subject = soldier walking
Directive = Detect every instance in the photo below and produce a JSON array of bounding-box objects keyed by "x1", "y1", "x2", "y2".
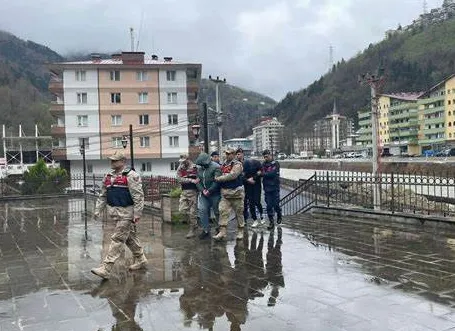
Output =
[
  {"x1": 214, "y1": 148, "x2": 245, "y2": 241},
  {"x1": 91, "y1": 151, "x2": 147, "y2": 280},
  {"x1": 260, "y1": 150, "x2": 282, "y2": 230},
  {"x1": 177, "y1": 154, "x2": 199, "y2": 239}
]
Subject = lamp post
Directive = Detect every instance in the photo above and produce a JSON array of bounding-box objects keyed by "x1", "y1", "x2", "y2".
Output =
[
  {"x1": 79, "y1": 140, "x2": 87, "y2": 232},
  {"x1": 121, "y1": 124, "x2": 135, "y2": 170},
  {"x1": 209, "y1": 75, "x2": 226, "y2": 153},
  {"x1": 191, "y1": 124, "x2": 201, "y2": 151}
]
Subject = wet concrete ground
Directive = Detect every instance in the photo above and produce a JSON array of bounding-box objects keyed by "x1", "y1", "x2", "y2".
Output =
[{"x1": 1, "y1": 198, "x2": 455, "y2": 330}]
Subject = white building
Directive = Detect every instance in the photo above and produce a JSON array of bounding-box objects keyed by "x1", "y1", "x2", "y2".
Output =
[{"x1": 252, "y1": 117, "x2": 284, "y2": 156}]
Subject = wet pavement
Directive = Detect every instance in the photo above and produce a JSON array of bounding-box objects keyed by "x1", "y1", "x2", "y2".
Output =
[{"x1": 1, "y1": 198, "x2": 455, "y2": 330}]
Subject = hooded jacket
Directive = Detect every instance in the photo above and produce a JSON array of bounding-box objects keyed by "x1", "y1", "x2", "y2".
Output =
[{"x1": 195, "y1": 153, "x2": 222, "y2": 195}]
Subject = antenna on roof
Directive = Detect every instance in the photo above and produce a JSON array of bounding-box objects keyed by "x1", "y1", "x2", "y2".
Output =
[
  {"x1": 136, "y1": 10, "x2": 145, "y2": 51},
  {"x1": 423, "y1": 0, "x2": 428, "y2": 14},
  {"x1": 329, "y1": 45, "x2": 334, "y2": 72},
  {"x1": 130, "y1": 27, "x2": 135, "y2": 52}
]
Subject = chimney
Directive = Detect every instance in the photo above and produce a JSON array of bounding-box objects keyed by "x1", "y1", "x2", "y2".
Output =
[
  {"x1": 91, "y1": 53, "x2": 102, "y2": 62},
  {"x1": 164, "y1": 56, "x2": 173, "y2": 62},
  {"x1": 111, "y1": 53, "x2": 122, "y2": 61},
  {"x1": 151, "y1": 54, "x2": 158, "y2": 61},
  {"x1": 121, "y1": 52, "x2": 145, "y2": 64}
]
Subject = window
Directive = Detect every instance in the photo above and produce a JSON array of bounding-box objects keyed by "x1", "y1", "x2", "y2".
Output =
[
  {"x1": 77, "y1": 115, "x2": 88, "y2": 127},
  {"x1": 77, "y1": 93, "x2": 87, "y2": 104},
  {"x1": 138, "y1": 92, "x2": 148, "y2": 104},
  {"x1": 111, "y1": 93, "x2": 121, "y2": 104},
  {"x1": 168, "y1": 114, "x2": 178, "y2": 125},
  {"x1": 166, "y1": 70, "x2": 176, "y2": 81},
  {"x1": 140, "y1": 136, "x2": 150, "y2": 147},
  {"x1": 75, "y1": 70, "x2": 86, "y2": 81},
  {"x1": 139, "y1": 114, "x2": 149, "y2": 125},
  {"x1": 110, "y1": 70, "x2": 120, "y2": 81},
  {"x1": 136, "y1": 71, "x2": 148, "y2": 81},
  {"x1": 87, "y1": 164, "x2": 93, "y2": 174},
  {"x1": 167, "y1": 92, "x2": 178, "y2": 104},
  {"x1": 169, "y1": 136, "x2": 179, "y2": 147},
  {"x1": 112, "y1": 137, "x2": 123, "y2": 148},
  {"x1": 111, "y1": 115, "x2": 122, "y2": 126},
  {"x1": 141, "y1": 162, "x2": 152, "y2": 172},
  {"x1": 79, "y1": 137, "x2": 89, "y2": 149},
  {"x1": 170, "y1": 161, "x2": 179, "y2": 171}
]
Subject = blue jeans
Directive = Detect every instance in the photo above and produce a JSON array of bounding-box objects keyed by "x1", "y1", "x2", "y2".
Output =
[{"x1": 198, "y1": 193, "x2": 221, "y2": 232}]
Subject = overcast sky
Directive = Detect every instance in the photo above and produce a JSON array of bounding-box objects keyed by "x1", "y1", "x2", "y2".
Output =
[{"x1": 0, "y1": 0, "x2": 443, "y2": 100}]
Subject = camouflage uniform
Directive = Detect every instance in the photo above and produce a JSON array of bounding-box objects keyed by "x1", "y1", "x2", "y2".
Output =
[
  {"x1": 214, "y1": 151, "x2": 245, "y2": 241},
  {"x1": 92, "y1": 158, "x2": 146, "y2": 279},
  {"x1": 177, "y1": 157, "x2": 199, "y2": 238}
]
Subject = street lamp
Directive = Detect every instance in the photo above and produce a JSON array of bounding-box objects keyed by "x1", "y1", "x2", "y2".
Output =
[
  {"x1": 121, "y1": 125, "x2": 135, "y2": 170},
  {"x1": 191, "y1": 124, "x2": 201, "y2": 150},
  {"x1": 121, "y1": 135, "x2": 128, "y2": 149},
  {"x1": 79, "y1": 141, "x2": 87, "y2": 221},
  {"x1": 209, "y1": 75, "x2": 226, "y2": 153}
]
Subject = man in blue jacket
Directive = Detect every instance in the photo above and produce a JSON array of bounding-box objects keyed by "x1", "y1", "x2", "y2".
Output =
[{"x1": 260, "y1": 150, "x2": 282, "y2": 230}]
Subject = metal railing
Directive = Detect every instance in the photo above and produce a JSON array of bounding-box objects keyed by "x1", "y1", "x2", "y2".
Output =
[
  {"x1": 280, "y1": 170, "x2": 455, "y2": 218},
  {"x1": 280, "y1": 174, "x2": 317, "y2": 216}
]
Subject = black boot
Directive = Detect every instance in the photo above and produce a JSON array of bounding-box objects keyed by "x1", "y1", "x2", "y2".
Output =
[
  {"x1": 199, "y1": 230, "x2": 210, "y2": 240},
  {"x1": 267, "y1": 217, "x2": 275, "y2": 230}
]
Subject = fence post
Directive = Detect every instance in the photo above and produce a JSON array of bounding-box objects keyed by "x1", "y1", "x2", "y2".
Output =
[
  {"x1": 326, "y1": 171, "x2": 330, "y2": 208},
  {"x1": 391, "y1": 172, "x2": 394, "y2": 214}
]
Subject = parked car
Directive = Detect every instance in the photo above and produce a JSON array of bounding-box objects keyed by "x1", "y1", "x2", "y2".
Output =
[
  {"x1": 277, "y1": 153, "x2": 287, "y2": 160},
  {"x1": 436, "y1": 148, "x2": 455, "y2": 157}
]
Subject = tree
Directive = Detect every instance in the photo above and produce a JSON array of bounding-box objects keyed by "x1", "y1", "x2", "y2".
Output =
[{"x1": 22, "y1": 159, "x2": 68, "y2": 195}]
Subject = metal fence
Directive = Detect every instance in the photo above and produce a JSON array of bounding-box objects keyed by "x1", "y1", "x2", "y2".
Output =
[{"x1": 279, "y1": 171, "x2": 455, "y2": 218}]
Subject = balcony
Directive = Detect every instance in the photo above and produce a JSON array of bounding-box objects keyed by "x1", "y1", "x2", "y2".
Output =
[
  {"x1": 418, "y1": 95, "x2": 445, "y2": 105},
  {"x1": 358, "y1": 119, "x2": 371, "y2": 127},
  {"x1": 422, "y1": 117, "x2": 445, "y2": 125},
  {"x1": 49, "y1": 79, "x2": 63, "y2": 93},
  {"x1": 50, "y1": 102, "x2": 64, "y2": 115},
  {"x1": 51, "y1": 125, "x2": 65, "y2": 136},
  {"x1": 423, "y1": 106, "x2": 445, "y2": 115},
  {"x1": 52, "y1": 147, "x2": 67, "y2": 160},
  {"x1": 358, "y1": 112, "x2": 370, "y2": 119},
  {"x1": 419, "y1": 138, "x2": 445, "y2": 145},
  {"x1": 388, "y1": 111, "x2": 418, "y2": 121},
  {"x1": 422, "y1": 127, "x2": 445, "y2": 135}
]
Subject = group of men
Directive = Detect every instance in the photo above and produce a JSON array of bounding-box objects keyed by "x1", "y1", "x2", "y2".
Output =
[
  {"x1": 89, "y1": 148, "x2": 282, "y2": 280},
  {"x1": 176, "y1": 147, "x2": 282, "y2": 242}
]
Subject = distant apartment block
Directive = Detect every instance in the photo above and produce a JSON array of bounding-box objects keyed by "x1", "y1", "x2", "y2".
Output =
[
  {"x1": 223, "y1": 137, "x2": 253, "y2": 157},
  {"x1": 252, "y1": 117, "x2": 284, "y2": 155},
  {"x1": 49, "y1": 52, "x2": 201, "y2": 176},
  {"x1": 356, "y1": 74, "x2": 455, "y2": 155}
]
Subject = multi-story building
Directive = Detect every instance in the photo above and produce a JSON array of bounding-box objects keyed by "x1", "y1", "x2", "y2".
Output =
[
  {"x1": 223, "y1": 137, "x2": 253, "y2": 157},
  {"x1": 49, "y1": 52, "x2": 201, "y2": 176},
  {"x1": 356, "y1": 74, "x2": 455, "y2": 155},
  {"x1": 252, "y1": 117, "x2": 284, "y2": 156}
]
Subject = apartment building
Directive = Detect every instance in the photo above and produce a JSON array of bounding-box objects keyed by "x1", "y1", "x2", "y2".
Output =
[
  {"x1": 252, "y1": 117, "x2": 284, "y2": 155},
  {"x1": 49, "y1": 52, "x2": 201, "y2": 176},
  {"x1": 356, "y1": 74, "x2": 455, "y2": 155}
]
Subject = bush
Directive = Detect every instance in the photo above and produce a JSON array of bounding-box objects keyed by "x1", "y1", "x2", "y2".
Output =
[
  {"x1": 22, "y1": 159, "x2": 69, "y2": 195},
  {"x1": 169, "y1": 187, "x2": 182, "y2": 198}
]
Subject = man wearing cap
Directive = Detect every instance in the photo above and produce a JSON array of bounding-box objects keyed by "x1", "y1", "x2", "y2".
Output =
[
  {"x1": 259, "y1": 149, "x2": 282, "y2": 230},
  {"x1": 236, "y1": 148, "x2": 264, "y2": 227},
  {"x1": 213, "y1": 148, "x2": 245, "y2": 240},
  {"x1": 211, "y1": 151, "x2": 220, "y2": 165},
  {"x1": 177, "y1": 154, "x2": 200, "y2": 238},
  {"x1": 91, "y1": 151, "x2": 146, "y2": 279}
]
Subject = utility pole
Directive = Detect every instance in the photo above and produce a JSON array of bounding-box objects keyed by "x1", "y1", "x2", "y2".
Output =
[
  {"x1": 79, "y1": 139, "x2": 87, "y2": 217},
  {"x1": 130, "y1": 27, "x2": 135, "y2": 52},
  {"x1": 203, "y1": 103, "x2": 209, "y2": 153},
  {"x1": 358, "y1": 69, "x2": 386, "y2": 210},
  {"x1": 270, "y1": 136, "x2": 274, "y2": 157},
  {"x1": 209, "y1": 75, "x2": 226, "y2": 153},
  {"x1": 129, "y1": 124, "x2": 135, "y2": 170}
]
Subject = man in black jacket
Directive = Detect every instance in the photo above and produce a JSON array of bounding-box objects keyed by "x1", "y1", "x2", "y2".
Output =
[{"x1": 236, "y1": 148, "x2": 264, "y2": 228}]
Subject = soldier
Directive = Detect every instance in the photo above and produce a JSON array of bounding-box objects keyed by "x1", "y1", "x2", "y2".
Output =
[
  {"x1": 214, "y1": 148, "x2": 245, "y2": 241},
  {"x1": 236, "y1": 148, "x2": 264, "y2": 227},
  {"x1": 91, "y1": 151, "x2": 146, "y2": 280},
  {"x1": 260, "y1": 149, "x2": 282, "y2": 230},
  {"x1": 177, "y1": 154, "x2": 199, "y2": 239}
]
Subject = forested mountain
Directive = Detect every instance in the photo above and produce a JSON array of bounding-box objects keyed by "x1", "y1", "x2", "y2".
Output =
[{"x1": 273, "y1": 12, "x2": 455, "y2": 132}]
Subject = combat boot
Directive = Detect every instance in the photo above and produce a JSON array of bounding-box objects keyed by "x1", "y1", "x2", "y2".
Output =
[
  {"x1": 236, "y1": 228, "x2": 244, "y2": 240},
  {"x1": 91, "y1": 262, "x2": 114, "y2": 280},
  {"x1": 129, "y1": 254, "x2": 147, "y2": 271},
  {"x1": 267, "y1": 217, "x2": 275, "y2": 230},
  {"x1": 213, "y1": 226, "x2": 227, "y2": 241}
]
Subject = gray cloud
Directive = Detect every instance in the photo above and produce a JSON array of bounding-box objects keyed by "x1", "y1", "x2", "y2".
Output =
[{"x1": 0, "y1": 0, "x2": 443, "y2": 100}]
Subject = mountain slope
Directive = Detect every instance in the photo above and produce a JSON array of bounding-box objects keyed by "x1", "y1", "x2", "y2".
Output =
[
  {"x1": 199, "y1": 79, "x2": 276, "y2": 140},
  {"x1": 273, "y1": 15, "x2": 455, "y2": 132}
]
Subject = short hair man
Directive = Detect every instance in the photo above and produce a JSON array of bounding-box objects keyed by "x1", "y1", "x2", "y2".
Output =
[
  {"x1": 260, "y1": 149, "x2": 282, "y2": 230},
  {"x1": 211, "y1": 151, "x2": 220, "y2": 165},
  {"x1": 92, "y1": 151, "x2": 146, "y2": 279}
]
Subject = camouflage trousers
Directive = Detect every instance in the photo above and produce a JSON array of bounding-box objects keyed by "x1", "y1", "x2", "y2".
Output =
[
  {"x1": 219, "y1": 188, "x2": 245, "y2": 228},
  {"x1": 104, "y1": 215, "x2": 143, "y2": 264},
  {"x1": 179, "y1": 189, "x2": 198, "y2": 226}
]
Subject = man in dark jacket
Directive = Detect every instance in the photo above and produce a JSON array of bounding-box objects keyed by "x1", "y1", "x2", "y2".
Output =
[
  {"x1": 195, "y1": 153, "x2": 222, "y2": 239},
  {"x1": 260, "y1": 149, "x2": 282, "y2": 230},
  {"x1": 236, "y1": 148, "x2": 264, "y2": 227}
]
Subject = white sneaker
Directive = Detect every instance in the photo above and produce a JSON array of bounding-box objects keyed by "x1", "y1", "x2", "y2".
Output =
[
  {"x1": 251, "y1": 220, "x2": 259, "y2": 228},
  {"x1": 259, "y1": 219, "x2": 266, "y2": 226}
]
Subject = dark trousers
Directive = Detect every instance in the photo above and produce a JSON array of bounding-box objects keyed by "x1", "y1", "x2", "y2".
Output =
[
  {"x1": 265, "y1": 190, "x2": 282, "y2": 221},
  {"x1": 243, "y1": 183, "x2": 263, "y2": 221}
]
